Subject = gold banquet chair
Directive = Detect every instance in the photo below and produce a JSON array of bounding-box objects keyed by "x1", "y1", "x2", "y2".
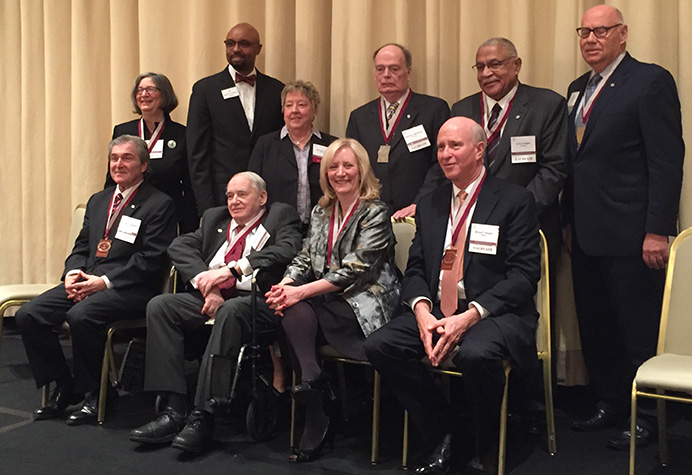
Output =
[
  {"x1": 0, "y1": 204, "x2": 86, "y2": 356},
  {"x1": 289, "y1": 216, "x2": 416, "y2": 464},
  {"x1": 629, "y1": 227, "x2": 692, "y2": 474},
  {"x1": 401, "y1": 230, "x2": 556, "y2": 475}
]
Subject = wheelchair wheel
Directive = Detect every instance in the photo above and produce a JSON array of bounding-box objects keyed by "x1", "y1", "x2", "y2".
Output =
[{"x1": 246, "y1": 392, "x2": 279, "y2": 441}]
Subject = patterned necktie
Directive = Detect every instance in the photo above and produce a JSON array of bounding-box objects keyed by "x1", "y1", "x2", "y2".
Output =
[
  {"x1": 385, "y1": 101, "x2": 399, "y2": 127},
  {"x1": 235, "y1": 73, "x2": 256, "y2": 86},
  {"x1": 111, "y1": 193, "x2": 123, "y2": 214},
  {"x1": 218, "y1": 224, "x2": 245, "y2": 298},
  {"x1": 485, "y1": 104, "x2": 502, "y2": 167},
  {"x1": 583, "y1": 73, "x2": 602, "y2": 104},
  {"x1": 440, "y1": 191, "x2": 468, "y2": 318}
]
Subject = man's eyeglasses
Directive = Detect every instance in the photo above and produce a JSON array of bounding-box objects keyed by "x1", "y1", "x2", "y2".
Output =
[
  {"x1": 576, "y1": 23, "x2": 623, "y2": 38},
  {"x1": 472, "y1": 56, "x2": 517, "y2": 72},
  {"x1": 224, "y1": 40, "x2": 258, "y2": 49},
  {"x1": 135, "y1": 86, "x2": 159, "y2": 95}
]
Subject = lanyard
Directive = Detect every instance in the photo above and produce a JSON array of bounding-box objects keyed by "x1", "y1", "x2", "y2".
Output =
[
  {"x1": 580, "y1": 79, "x2": 607, "y2": 123},
  {"x1": 104, "y1": 188, "x2": 138, "y2": 239},
  {"x1": 480, "y1": 91, "x2": 517, "y2": 144},
  {"x1": 138, "y1": 117, "x2": 166, "y2": 154},
  {"x1": 327, "y1": 200, "x2": 359, "y2": 266},
  {"x1": 378, "y1": 90, "x2": 412, "y2": 144},
  {"x1": 449, "y1": 168, "x2": 486, "y2": 245},
  {"x1": 225, "y1": 210, "x2": 266, "y2": 258}
]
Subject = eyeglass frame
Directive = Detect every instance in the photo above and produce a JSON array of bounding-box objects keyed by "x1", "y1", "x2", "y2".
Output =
[
  {"x1": 135, "y1": 86, "x2": 160, "y2": 96},
  {"x1": 576, "y1": 23, "x2": 623, "y2": 39},
  {"x1": 224, "y1": 39, "x2": 259, "y2": 49},
  {"x1": 472, "y1": 56, "x2": 517, "y2": 72}
]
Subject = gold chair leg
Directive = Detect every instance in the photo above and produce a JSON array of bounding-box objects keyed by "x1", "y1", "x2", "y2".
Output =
[
  {"x1": 498, "y1": 365, "x2": 511, "y2": 475},
  {"x1": 629, "y1": 383, "x2": 638, "y2": 475},
  {"x1": 371, "y1": 370, "x2": 381, "y2": 464},
  {"x1": 542, "y1": 356, "x2": 557, "y2": 455},
  {"x1": 402, "y1": 409, "x2": 409, "y2": 468},
  {"x1": 97, "y1": 329, "x2": 115, "y2": 424},
  {"x1": 657, "y1": 396, "x2": 668, "y2": 466}
]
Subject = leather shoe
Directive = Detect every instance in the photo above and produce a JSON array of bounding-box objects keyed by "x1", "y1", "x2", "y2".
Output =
[
  {"x1": 129, "y1": 407, "x2": 187, "y2": 444},
  {"x1": 413, "y1": 433, "x2": 453, "y2": 475},
  {"x1": 570, "y1": 408, "x2": 618, "y2": 432},
  {"x1": 463, "y1": 456, "x2": 498, "y2": 475},
  {"x1": 171, "y1": 410, "x2": 214, "y2": 454},
  {"x1": 66, "y1": 388, "x2": 117, "y2": 426},
  {"x1": 607, "y1": 425, "x2": 656, "y2": 450},
  {"x1": 33, "y1": 387, "x2": 83, "y2": 421}
]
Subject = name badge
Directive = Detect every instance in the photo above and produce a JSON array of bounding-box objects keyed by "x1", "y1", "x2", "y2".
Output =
[
  {"x1": 401, "y1": 124, "x2": 431, "y2": 152},
  {"x1": 312, "y1": 144, "x2": 327, "y2": 163},
  {"x1": 115, "y1": 215, "x2": 142, "y2": 244},
  {"x1": 221, "y1": 87, "x2": 239, "y2": 100},
  {"x1": 377, "y1": 144, "x2": 391, "y2": 163},
  {"x1": 510, "y1": 135, "x2": 537, "y2": 164},
  {"x1": 567, "y1": 91, "x2": 580, "y2": 114},
  {"x1": 468, "y1": 223, "x2": 499, "y2": 255},
  {"x1": 147, "y1": 139, "x2": 164, "y2": 159}
]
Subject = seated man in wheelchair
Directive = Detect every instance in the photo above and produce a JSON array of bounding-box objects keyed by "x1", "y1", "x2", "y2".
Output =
[{"x1": 129, "y1": 172, "x2": 302, "y2": 454}]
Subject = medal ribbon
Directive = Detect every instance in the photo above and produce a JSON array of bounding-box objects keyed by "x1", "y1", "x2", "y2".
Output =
[
  {"x1": 103, "y1": 188, "x2": 139, "y2": 239},
  {"x1": 449, "y1": 168, "x2": 486, "y2": 245},
  {"x1": 378, "y1": 89, "x2": 412, "y2": 144},
  {"x1": 580, "y1": 78, "x2": 607, "y2": 124},
  {"x1": 138, "y1": 117, "x2": 166, "y2": 154},
  {"x1": 327, "y1": 200, "x2": 359, "y2": 266},
  {"x1": 224, "y1": 209, "x2": 267, "y2": 261},
  {"x1": 480, "y1": 90, "x2": 517, "y2": 144}
]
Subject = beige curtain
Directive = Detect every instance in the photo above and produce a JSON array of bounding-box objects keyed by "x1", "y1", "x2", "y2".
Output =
[{"x1": 2, "y1": 0, "x2": 690, "y2": 383}]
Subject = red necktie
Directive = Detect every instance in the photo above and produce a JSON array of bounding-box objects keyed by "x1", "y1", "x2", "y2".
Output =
[
  {"x1": 111, "y1": 193, "x2": 123, "y2": 214},
  {"x1": 440, "y1": 191, "x2": 468, "y2": 318},
  {"x1": 218, "y1": 225, "x2": 245, "y2": 298},
  {"x1": 235, "y1": 73, "x2": 256, "y2": 86}
]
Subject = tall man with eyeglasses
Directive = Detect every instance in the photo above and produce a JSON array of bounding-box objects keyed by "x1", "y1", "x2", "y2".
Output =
[
  {"x1": 346, "y1": 43, "x2": 450, "y2": 219},
  {"x1": 565, "y1": 5, "x2": 684, "y2": 450},
  {"x1": 187, "y1": 22, "x2": 284, "y2": 216}
]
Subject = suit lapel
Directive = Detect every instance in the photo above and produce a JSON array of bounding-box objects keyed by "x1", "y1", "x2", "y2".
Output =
[
  {"x1": 252, "y1": 71, "x2": 271, "y2": 140},
  {"x1": 390, "y1": 93, "x2": 419, "y2": 149},
  {"x1": 278, "y1": 134, "x2": 297, "y2": 169},
  {"x1": 491, "y1": 85, "x2": 528, "y2": 174},
  {"x1": 218, "y1": 68, "x2": 251, "y2": 134},
  {"x1": 463, "y1": 175, "x2": 500, "y2": 276},
  {"x1": 429, "y1": 184, "x2": 453, "y2": 290}
]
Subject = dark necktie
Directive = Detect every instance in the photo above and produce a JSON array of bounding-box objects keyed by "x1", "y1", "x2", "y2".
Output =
[
  {"x1": 385, "y1": 101, "x2": 399, "y2": 128},
  {"x1": 111, "y1": 193, "x2": 123, "y2": 214},
  {"x1": 218, "y1": 225, "x2": 245, "y2": 298},
  {"x1": 486, "y1": 104, "x2": 502, "y2": 167},
  {"x1": 583, "y1": 73, "x2": 602, "y2": 104},
  {"x1": 235, "y1": 73, "x2": 256, "y2": 86}
]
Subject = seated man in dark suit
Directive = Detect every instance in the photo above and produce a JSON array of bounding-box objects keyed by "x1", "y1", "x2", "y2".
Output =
[
  {"x1": 365, "y1": 117, "x2": 541, "y2": 475},
  {"x1": 16, "y1": 135, "x2": 177, "y2": 425},
  {"x1": 129, "y1": 172, "x2": 302, "y2": 454}
]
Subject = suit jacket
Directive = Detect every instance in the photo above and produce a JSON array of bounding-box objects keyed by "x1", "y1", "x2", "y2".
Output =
[
  {"x1": 169, "y1": 202, "x2": 302, "y2": 293},
  {"x1": 285, "y1": 200, "x2": 401, "y2": 337},
  {"x1": 564, "y1": 53, "x2": 684, "y2": 256},
  {"x1": 64, "y1": 181, "x2": 177, "y2": 299},
  {"x1": 187, "y1": 68, "x2": 284, "y2": 215},
  {"x1": 404, "y1": 176, "x2": 541, "y2": 369},
  {"x1": 106, "y1": 115, "x2": 199, "y2": 233},
  {"x1": 247, "y1": 130, "x2": 338, "y2": 214},
  {"x1": 451, "y1": 84, "x2": 568, "y2": 256},
  {"x1": 346, "y1": 92, "x2": 450, "y2": 212}
]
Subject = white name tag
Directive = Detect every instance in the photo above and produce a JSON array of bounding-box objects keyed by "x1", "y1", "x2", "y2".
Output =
[
  {"x1": 147, "y1": 139, "x2": 164, "y2": 159},
  {"x1": 401, "y1": 124, "x2": 431, "y2": 152},
  {"x1": 115, "y1": 215, "x2": 142, "y2": 244},
  {"x1": 221, "y1": 87, "x2": 239, "y2": 100},
  {"x1": 468, "y1": 223, "x2": 499, "y2": 255},
  {"x1": 510, "y1": 135, "x2": 537, "y2": 164},
  {"x1": 312, "y1": 144, "x2": 327, "y2": 163},
  {"x1": 567, "y1": 91, "x2": 580, "y2": 114}
]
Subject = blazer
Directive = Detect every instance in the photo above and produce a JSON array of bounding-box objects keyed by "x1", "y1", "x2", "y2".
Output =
[
  {"x1": 169, "y1": 202, "x2": 303, "y2": 293},
  {"x1": 564, "y1": 53, "x2": 684, "y2": 256},
  {"x1": 247, "y1": 130, "x2": 338, "y2": 214},
  {"x1": 285, "y1": 200, "x2": 401, "y2": 337},
  {"x1": 187, "y1": 68, "x2": 285, "y2": 215},
  {"x1": 451, "y1": 84, "x2": 569, "y2": 256},
  {"x1": 404, "y1": 176, "x2": 541, "y2": 369},
  {"x1": 106, "y1": 115, "x2": 199, "y2": 233},
  {"x1": 64, "y1": 182, "x2": 177, "y2": 299},
  {"x1": 346, "y1": 92, "x2": 450, "y2": 212}
]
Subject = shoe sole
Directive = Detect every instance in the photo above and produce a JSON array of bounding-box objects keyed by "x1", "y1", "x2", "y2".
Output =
[
  {"x1": 129, "y1": 433, "x2": 178, "y2": 444},
  {"x1": 171, "y1": 440, "x2": 208, "y2": 454}
]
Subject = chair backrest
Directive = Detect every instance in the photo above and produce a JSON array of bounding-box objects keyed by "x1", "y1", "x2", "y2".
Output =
[
  {"x1": 657, "y1": 226, "x2": 692, "y2": 356},
  {"x1": 535, "y1": 230, "x2": 551, "y2": 357},
  {"x1": 66, "y1": 204, "x2": 87, "y2": 257},
  {"x1": 391, "y1": 217, "x2": 416, "y2": 274}
]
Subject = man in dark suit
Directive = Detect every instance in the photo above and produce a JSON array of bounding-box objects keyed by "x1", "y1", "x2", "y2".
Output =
[
  {"x1": 565, "y1": 5, "x2": 684, "y2": 450},
  {"x1": 451, "y1": 37, "x2": 568, "y2": 264},
  {"x1": 346, "y1": 43, "x2": 450, "y2": 218},
  {"x1": 365, "y1": 117, "x2": 541, "y2": 475},
  {"x1": 187, "y1": 22, "x2": 284, "y2": 216},
  {"x1": 16, "y1": 135, "x2": 177, "y2": 425},
  {"x1": 129, "y1": 172, "x2": 302, "y2": 454}
]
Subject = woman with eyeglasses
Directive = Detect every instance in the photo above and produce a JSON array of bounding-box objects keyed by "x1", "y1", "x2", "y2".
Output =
[{"x1": 106, "y1": 72, "x2": 198, "y2": 233}]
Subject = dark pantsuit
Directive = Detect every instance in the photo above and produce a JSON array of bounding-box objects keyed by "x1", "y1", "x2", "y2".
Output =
[{"x1": 15, "y1": 284, "x2": 148, "y2": 394}]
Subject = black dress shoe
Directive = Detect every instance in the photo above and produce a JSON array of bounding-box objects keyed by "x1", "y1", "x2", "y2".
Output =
[
  {"x1": 413, "y1": 433, "x2": 453, "y2": 475},
  {"x1": 66, "y1": 388, "x2": 118, "y2": 426},
  {"x1": 129, "y1": 407, "x2": 187, "y2": 444},
  {"x1": 171, "y1": 410, "x2": 214, "y2": 454},
  {"x1": 607, "y1": 425, "x2": 656, "y2": 450},
  {"x1": 570, "y1": 408, "x2": 618, "y2": 432},
  {"x1": 292, "y1": 373, "x2": 334, "y2": 405},
  {"x1": 33, "y1": 387, "x2": 83, "y2": 421}
]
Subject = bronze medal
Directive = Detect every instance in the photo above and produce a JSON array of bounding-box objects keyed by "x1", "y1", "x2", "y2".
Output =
[
  {"x1": 96, "y1": 238, "x2": 111, "y2": 257},
  {"x1": 377, "y1": 144, "x2": 390, "y2": 163},
  {"x1": 576, "y1": 126, "x2": 585, "y2": 146},
  {"x1": 441, "y1": 248, "x2": 457, "y2": 271}
]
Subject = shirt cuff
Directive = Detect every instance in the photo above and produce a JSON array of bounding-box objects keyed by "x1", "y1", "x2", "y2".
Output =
[
  {"x1": 101, "y1": 275, "x2": 113, "y2": 289},
  {"x1": 469, "y1": 301, "x2": 489, "y2": 319},
  {"x1": 190, "y1": 272, "x2": 205, "y2": 289},
  {"x1": 237, "y1": 257, "x2": 253, "y2": 276},
  {"x1": 408, "y1": 296, "x2": 433, "y2": 312},
  {"x1": 65, "y1": 269, "x2": 81, "y2": 278}
]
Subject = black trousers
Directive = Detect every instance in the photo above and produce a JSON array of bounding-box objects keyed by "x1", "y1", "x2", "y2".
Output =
[
  {"x1": 364, "y1": 307, "x2": 511, "y2": 455},
  {"x1": 15, "y1": 284, "x2": 150, "y2": 394},
  {"x1": 571, "y1": 238, "x2": 664, "y2": 429},
  {"x1": 143, "y1": 289, "x2": 279, "y2": 412}
]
